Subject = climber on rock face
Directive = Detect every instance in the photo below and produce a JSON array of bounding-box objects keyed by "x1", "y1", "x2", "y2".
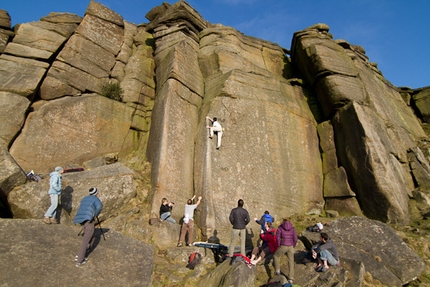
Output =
[{"x1": 206, "y1": 116, "x2": 223, "y2": 149}]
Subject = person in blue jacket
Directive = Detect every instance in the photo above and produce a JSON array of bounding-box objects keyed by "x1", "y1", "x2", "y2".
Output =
[
  {"x1": 254, "y1": 210, "x2": 274, "y2": 232},
  {"x1": 43, "y1": 166, "x2": 63, "y2": 224},
  {"x1": 73, "y1": 187, "x2": 103, "y2": 267}
]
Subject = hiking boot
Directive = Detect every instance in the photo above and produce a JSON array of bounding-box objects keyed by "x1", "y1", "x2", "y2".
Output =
[
  {"x1": 76, "y1": 258, "x2": 87, "y2": 267},
  {"x1": 177, "y1": 243, "x2": 183, "y2": 247},
  {"x1": 50, "y1": 217, "x2": 58, "y2": 224},
  {"x1": 43, "y1": 217, "x2": 51, "y2": 224},
  {"x1": 187, "y1": 243, "x2": 193, "y2": 246}
]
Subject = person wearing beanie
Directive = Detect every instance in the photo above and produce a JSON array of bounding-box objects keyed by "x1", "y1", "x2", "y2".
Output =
[
  {"x1": 73, "y1": 187, "x2": 103, "y2": 267},
  {"x1": 43, "y1": 166, "x2": 64, "y2": 224}
]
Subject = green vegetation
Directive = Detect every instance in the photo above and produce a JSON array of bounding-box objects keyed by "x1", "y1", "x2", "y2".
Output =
[{"x1": 101, "y1": 82, "x2": 123, "y2": 101}]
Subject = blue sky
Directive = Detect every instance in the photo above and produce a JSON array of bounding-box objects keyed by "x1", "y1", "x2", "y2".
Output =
[{"x1": 2, "y1": 0, "x2": 429, "y2": 89}]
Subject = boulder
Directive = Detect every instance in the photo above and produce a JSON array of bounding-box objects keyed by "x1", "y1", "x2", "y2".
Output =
[
  {"x1": 300, "y1": 216, "x2": 426, "y2": 286},
  {"x1": 0, "y1": 9, "x2": 11, "y2": 53},
  {"x1": 9, "y1": 95, "x2": 134, "y2": 173},
  {"x1": 40, "y1": 4, "x2": 124, "y2": 99},
  {"x1": 9, "y1": 22, "x2": 68, "y2": 54},
  {"x1": 8, "y1": 163, "x2": 136, "y2": 225},
  {"x1": 0, "y1": 91, "x2": 31, "y2": 147},
  {"x1": 333, "y1": 102, "x2": 411, "y2": 224},
  {"x1": 0, "y1": 146, "x2": 27, "y2": 217},
  {"x1": 0, "y1": 219, "x2": 154, "y2": 286},
  {"x1": 0, "y1": 57, "x2": 46, "y2": 97},
  {"x1": 323, "y1": 167, "x2": 355, "y2": 197},
  {"x1": 198, "y1": 258, "x2": 256, "y2": 287},
  {"x1": 0, "y1": 9, "x2": 11, "y2": 29}
]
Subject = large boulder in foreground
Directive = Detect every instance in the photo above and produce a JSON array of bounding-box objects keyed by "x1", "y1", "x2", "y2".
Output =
[
  {"x1": 300, "y1": 216, "x2": 426, "y2": 286},
  {"x1": 0, "y1": 219, "x2": 154, "y2": 287}
]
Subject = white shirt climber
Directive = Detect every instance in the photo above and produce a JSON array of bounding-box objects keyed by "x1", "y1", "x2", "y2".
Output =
[{"x1": 206, "y1": 117, "x2": 223, "y2": 149}]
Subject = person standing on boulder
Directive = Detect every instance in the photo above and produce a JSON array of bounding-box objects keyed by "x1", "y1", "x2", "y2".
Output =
[
  {"x1": 206, "y1": 116, "x2": 223, "y2": 149},
  {"x1": 43, "y1": 166, "x2": 63, "y2": 224},
  {"x1": 274, "y1": 218, "x2": 298, "y2": 285},
  {"x1": 228, "y1": 199, "x2": 250, "y2": 256},
  {"x1": 177, "y1": 195, "x2": 202, "y2": 247},
  {"x1": 73, "y1": 187, "x2": 103, "y2": 267}
]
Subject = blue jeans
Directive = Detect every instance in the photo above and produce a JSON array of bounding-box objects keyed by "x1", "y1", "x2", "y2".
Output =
[
  {"x1": 160, "y1": 212, "x2": 175, "y2": 223},
  {"x1": 320, "y1": 250, "x2": 338, "y2": 266},
  {"x1": 44, "y1": 194, "x2": 59, "y2": 218}
]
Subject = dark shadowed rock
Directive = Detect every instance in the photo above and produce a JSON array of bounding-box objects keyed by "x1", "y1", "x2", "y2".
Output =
[
  {"x1": 0, "y1": 146, "x2": 27, "y2": 216},
  {"x1": 412, "y1": 87, "x2": 430, "y2": 124},
  {"x1": 0, "y1": 219, "x2": 154, "y2": 286}
]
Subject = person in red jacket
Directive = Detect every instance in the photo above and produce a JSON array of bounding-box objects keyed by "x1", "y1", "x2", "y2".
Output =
[
  {"x1": 273, "y1": 218, "x2": 298, "y2": 285},
  {"x1": 249, "y1": 221, "x2": 278, "y2": 265}
]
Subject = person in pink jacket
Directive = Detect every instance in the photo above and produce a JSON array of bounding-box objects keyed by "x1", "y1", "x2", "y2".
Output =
[
  {"x1": 273, "y1": 218, "x2": 298, "y2": 285},
  {"x1": 249, "y1": 221, "x2": 278, "y2": 265}
]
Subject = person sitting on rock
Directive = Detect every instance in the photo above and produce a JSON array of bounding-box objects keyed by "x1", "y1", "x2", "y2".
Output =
[
  {"x1": 312, "y1": 232, "x2": 340, "y2": 272},
  {"x1": 206, "y1": 116, "x2": 223, "y2": 149},
  {"x1": 160, "y1": 198, "x2": 175, "y2": 223},
  {"x1": 249, "y1": 221, "x2": 278, "y2": 265}
]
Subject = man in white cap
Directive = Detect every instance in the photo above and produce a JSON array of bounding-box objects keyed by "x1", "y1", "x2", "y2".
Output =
[
  {"x1": 43, "y1": 166, "x2": 64, "y2": 224},
  {"x1": 73, "y1": 187, "x2": 103, "y2": 267}
]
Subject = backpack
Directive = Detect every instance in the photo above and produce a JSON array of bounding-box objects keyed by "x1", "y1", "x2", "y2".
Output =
[
  {"x1": 26, "y1": 170, "x2": 42, "y2": 182},
  {"x1": 186, "y1": 252, "x2": 202, "y2": 269}
]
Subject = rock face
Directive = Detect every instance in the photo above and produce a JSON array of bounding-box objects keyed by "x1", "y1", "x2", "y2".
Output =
[
  {"x1": 0, "y1": 2, "x2": 429, "y2": 285},
  {"x1": 8, "y1": 163, "x2": 136, "y2": 225},
  {"x1": 0, "y1": 219, "x2": 154, "y2": 286}
]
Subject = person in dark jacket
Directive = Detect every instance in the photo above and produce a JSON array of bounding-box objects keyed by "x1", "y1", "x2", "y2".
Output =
[
  {"x1": 273, "y1": 218, "x2": 298, "y2": 285},
  {"x1": 228, "y1": 199, "x2": 250, "y2": 256},
  {"x1": 313, "y1": 232, "x2": 340, "y2": 272},
  {"x1": 73, "y1": 187, "x2": 103, "y2": 267}
]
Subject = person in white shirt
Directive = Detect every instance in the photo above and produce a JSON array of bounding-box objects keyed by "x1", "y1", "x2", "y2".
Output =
[
  {"x1": 177, "y1": 195, "x2": 202, "y2": 247},
  {"x1": 206, "y1": 116, "x2": 223, "y2": 149}
]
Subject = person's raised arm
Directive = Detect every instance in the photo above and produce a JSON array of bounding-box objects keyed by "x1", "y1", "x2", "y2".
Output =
[{"x1": 196, "y1": 196, "x2": 202, "y2": 206}]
